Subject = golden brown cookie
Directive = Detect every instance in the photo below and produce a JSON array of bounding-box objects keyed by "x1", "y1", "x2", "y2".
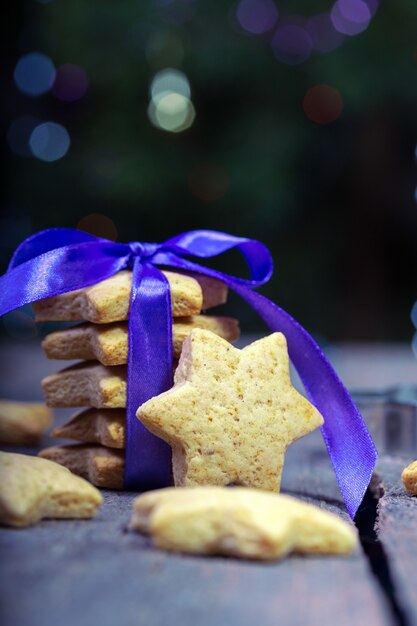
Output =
[
  {"x1": 42, "y1": 362, "x2": 127, "y2": 408},
  {"x1": 0, "y1": 400, "x2": 53, "y2": 445},
  {"x1": 52, "y1": 409, "x2": 125, "y2": 449},
  {"x1": 402, "y1": 460, "x2": 417, "y2": 495},
  {"x1": 137, "y1": 330, "x2": 324, "y2": 492},
  {"x1": 130, "y1": 487, "x2": 357, "y2": 560},
  {"x1": 0, "y1": 451, "x2": 102, "y2": 527},
  {"x1": 32, "y1": 270, "x2": 228, "y2": 323},
  {"x1": 39, "y1": 444, "x2": 125, "y2": 489},
  {"x1": 42, "y1": 315, "x2": 240, "y2": 366},
  {"x1": 42, "y1": 361, "x2": 178, "y2": 409}
]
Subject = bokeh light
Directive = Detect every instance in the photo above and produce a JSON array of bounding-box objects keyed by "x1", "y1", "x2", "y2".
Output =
[
  {"x1": 364, "y1": 0, "x2": 379, "y2": 17},
  {"x1": 236, "y1": 0, "x2": 278, "y2": 35},
  {"x1": 7, "y1": 116, "x2": 40, "y2": 157},
  {"x1": 149, "y1": 93, "x2": 195, "y2": 132},
  {"x1": 272, "y1": 25, "x2": 313, "y2": 65},
  {"x1": 29, "y1": 122, "x2": 71, "y2": 162},
  {"x1": 306, "y1": 13, "x2": 344, "y2": 53},
  {"x1": 331, "y1": 0, "x2": 371, "y2": 36},
  {"x1": 150, "y1": 68, "x2": 190, "y2": 103},
  {"x1": 13, "y1": 52, "x2": 56, "y2": 96},
  {"x1": 77, "y1": 214, "x2": 118, "y2": 241},
  {"x1": 149, "y1": 68, "x2": 195, "y2": 132},
  {"x1": 2, "y1": 310, "x2": 38, "y2": 341},
  {"x1": 52, "y1": 63, "x2": 89, "y2": 102},
  {"x1": 339, "y1": 0, "x2": 371, "y2": 22},
  {"x1": 303, "y1": 84, "x2": 344, "y2": 125},
  {"x1": 188, "y1": 163, "x2": 229, "y2": 203}
]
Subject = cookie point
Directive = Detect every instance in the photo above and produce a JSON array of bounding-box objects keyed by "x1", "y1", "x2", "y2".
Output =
[{"x1": 269, "y1": 332, "x2": 287, "y2": 346}]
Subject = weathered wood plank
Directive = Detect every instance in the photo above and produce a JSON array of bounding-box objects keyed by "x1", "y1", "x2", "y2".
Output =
[
  {"x1": 374, "y1": 455, "x2": 417, "y2": 625},
  {"x1": 0, "y1": 437, "x2": 393, "y2": 626},
  {"x1": 281, "y1": 435, "x2": 393, "y2": 625},
  {"x1": 0, "y1": 486, "x2": 392, "y2": 626},
  {"x1": 0, "y1": 342, "x2": 394, "y2": 626}
]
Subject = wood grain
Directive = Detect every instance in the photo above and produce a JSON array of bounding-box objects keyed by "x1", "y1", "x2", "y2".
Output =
[
  {"x1": 374, "y1": 456, "x2": 417, "y2": 626},
  {"x1": 1, "y1": 342, "x2": 413, "y2": 626},
  {"x1": 0, "y1": 434, "x2": 394, "y2": 626}
]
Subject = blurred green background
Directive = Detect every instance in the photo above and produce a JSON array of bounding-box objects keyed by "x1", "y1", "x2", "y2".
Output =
[{"x1": 3, "y1": 0, "x2": 417, "y2": 345}]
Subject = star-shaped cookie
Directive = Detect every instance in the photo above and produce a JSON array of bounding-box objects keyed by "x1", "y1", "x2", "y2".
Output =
[{"x1": 137, "y1": 329, "x2": 324, "y2": 492}]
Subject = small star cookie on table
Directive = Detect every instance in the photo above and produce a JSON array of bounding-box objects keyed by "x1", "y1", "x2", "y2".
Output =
[
  {"x1": 130, "y1": 487, "x2": 357, "y2": 560},
  {"x1": 402, "y1": 460, "x2": 417, "y2": 495},
  {"x1": 0, "y1": 451, "x2": 102, "y2": 527},
  {"x1": 137, "y1": 329, "x2": 324, "y2": 491}
]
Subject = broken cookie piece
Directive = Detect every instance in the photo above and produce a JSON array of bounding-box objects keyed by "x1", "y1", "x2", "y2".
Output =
[
  {"x1": 130, "y1": 486, "x2": 358, "y2": 560},
  {"x1": 0, "y1": 451, "x2": 102, "y2": 527}
]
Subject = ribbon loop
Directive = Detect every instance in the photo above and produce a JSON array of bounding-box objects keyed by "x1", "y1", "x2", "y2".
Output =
[
  {"x1": 0, "y1": 227, "x2": 377, "y2": 518},
  {"x1": 128, "y1": 241, "x2": 160, "y2": 263}
]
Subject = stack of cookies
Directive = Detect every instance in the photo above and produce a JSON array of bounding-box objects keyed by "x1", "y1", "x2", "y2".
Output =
[{"x1": 37, "y1": 270, "x2": 240, "y2": 489}]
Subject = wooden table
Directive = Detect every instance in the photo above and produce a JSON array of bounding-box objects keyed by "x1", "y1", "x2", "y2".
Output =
[{"x1": 1, "y1": 340, "x2": 416, "y2": 626}]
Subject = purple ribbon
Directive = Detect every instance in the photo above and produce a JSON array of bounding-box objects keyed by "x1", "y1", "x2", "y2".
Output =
[{"x1": 0, "y1": 227, "x2": 377, "y2": 517}]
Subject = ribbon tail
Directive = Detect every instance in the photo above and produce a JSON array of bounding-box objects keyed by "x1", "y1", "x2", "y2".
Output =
[
  {"x1": 224, "y1": 280, "x2": 378, "y2": 519},
  {"x1": 124, "y1": 260, "x2": 173, "y2": 490}
]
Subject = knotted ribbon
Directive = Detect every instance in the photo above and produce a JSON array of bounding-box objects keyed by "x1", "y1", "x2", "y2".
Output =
[{"x1": 0, "y1": 228, "x2": 377, "y2": 518}]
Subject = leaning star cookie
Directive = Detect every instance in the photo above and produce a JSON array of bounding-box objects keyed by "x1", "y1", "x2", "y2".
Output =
[
  {"x1": 52, "y1": 408, "x2": 125, "y2": 449},
  {"x1": 0, "y1": 400, "x2": 53, "y2": 445},
  {"x1": 39, "y1": 444, "x2": 125, "y2": 489},
  {"x1": 137, "y1": 329, "x2": 324, "y2": 491},
  {"x1": 0, "y1": 451, "x2": 102, "y2": 527},
  {"x1": 33, "y1": 270, "x2": 228, "y2": 323},
  {"x1": 402, "y1": 460, "x2": 417, "y2": 495},
  {"x1": 130, "y1": 487, "x2": 357, "y2": 560},
  {"x1": 42, "y1": 315, "x2": 240, "y2": 365}
]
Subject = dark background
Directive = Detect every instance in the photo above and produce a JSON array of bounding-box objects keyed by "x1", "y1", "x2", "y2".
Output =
[{"x1": 2, "y1": 0, "x2": 417, "y2": 346}]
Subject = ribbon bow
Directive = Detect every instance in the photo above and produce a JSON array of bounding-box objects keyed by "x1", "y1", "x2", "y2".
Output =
[{"x1": 0, "y1": 228, "x2": 377, "y2": 518}]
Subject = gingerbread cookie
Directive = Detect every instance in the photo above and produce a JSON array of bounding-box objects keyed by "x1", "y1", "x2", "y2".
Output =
[
  {"x1": 33, "y1": 270, "x2": 228, "y2": 323},
  {"x1": 42, "y1": 315, "x2": 240, "y2": 366},
  {"x1": 0, "y1": 451, "x2": 102, "y2": 527},
  {"x1": 39, "y1": 443, "x2": 125, "y2": 489},
  {"x1": 130, "y1": 487, "x2": 357, "y2": 560},
  {"x1": 137, "y1": 330, "x2": 323, "y2": 492},
  {"x1": 0, "y1": 400, "x2": 53, "y2": 445}
]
